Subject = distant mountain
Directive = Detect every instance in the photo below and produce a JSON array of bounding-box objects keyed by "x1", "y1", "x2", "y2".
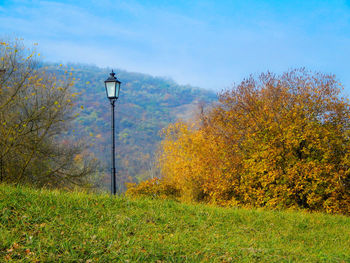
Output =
[{"x1": 46, "y1": 64, "x2": 217, "y2": 191}]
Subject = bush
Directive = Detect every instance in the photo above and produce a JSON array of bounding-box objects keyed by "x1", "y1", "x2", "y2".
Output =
[
  {"x1": 129, "y1": 69, "x2": 350, "y2": 214},
  {"x1": 126, "y1": 178, "x2": 180, "y2": 199}
]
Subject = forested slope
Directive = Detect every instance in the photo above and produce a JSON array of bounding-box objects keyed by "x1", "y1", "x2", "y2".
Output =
[{"x1": 46, "y1": 64, "x2": 217, "y2": 191}]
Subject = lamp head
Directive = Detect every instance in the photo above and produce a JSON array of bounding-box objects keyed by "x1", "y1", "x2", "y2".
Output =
[{"x1": 104, "y1": 70, "x2": 121, "y2": 100}]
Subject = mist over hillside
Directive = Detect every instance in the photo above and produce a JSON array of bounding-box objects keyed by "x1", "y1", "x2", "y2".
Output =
[{"x1": 45, "y1": 63, "x2": 217, "y2": 191}]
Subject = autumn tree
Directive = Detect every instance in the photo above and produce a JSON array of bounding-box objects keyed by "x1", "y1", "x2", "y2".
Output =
[
  {"x1": 128, "y1": 69, "x2": 350, "y2": 214},
  {"x1": 0, "y1": 40, "x2": 97, "y2": 188}
]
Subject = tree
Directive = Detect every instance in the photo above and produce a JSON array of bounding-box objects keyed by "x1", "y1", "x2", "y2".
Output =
[
  {"x1": 0, "y1": 40, "x2": 97, "y2": 188},
  {"x1": 128, "y1": 69, "x2": 350, "y2": 214}
]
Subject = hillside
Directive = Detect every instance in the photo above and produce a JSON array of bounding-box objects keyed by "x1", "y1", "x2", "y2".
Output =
[
  {"x1": 45, "y1": 64, "x2": 217, "y2": 191},
  {"x1": 0, "y1": 184, "x2": 349, "y2": 262}
]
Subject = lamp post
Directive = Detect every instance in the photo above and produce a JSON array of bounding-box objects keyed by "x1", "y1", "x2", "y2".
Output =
[{"x1": 104, "y1": 70, "x2": 121, "y2": 195}]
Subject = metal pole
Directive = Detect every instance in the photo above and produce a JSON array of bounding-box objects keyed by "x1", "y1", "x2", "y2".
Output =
[{"x1": 111, "y1": 100, "x2": 117, "y2": 195}]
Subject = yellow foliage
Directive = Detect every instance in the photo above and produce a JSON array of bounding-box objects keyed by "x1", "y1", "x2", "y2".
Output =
[
  {"x1": 128, "y1": 69, "x2": 350, "y2": 214},
  {"x1": 126, "y1": 178, "x2": 180, "y2": 199},
  {"x1": 74, "y1": 154, "x2": 83, "y2": 162},
  {"x1": 0, "y1": 39, "x2": 95, "y2": 188}
]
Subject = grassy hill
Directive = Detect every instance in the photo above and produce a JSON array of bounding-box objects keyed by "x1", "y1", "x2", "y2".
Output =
[{"x1": 0, "y1": 184, "x2": 349, "y2": 262}]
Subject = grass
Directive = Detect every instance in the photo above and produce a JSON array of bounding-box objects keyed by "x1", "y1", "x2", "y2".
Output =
[{"x1": 0, "y1": 184, "x2": 349, "y2": 262}]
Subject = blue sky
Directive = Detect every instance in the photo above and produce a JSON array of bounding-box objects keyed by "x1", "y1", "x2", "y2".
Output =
[{"x1": 0, "y1": 0, "x2": 349, "y2": 94}]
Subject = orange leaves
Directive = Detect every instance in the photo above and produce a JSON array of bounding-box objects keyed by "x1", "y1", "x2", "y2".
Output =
[{"x1": 128, "y1": 69, "x2": 350, "y2": 214}]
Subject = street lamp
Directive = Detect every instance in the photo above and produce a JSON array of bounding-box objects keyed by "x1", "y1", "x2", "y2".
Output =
[{"x1": 104, "y1": 70, "x2": 121, "y2": 195}]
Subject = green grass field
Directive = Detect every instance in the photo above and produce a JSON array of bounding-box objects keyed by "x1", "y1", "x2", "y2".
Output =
[{"x1": 0, "y1": 184, "x2": 349, "y2": 262}]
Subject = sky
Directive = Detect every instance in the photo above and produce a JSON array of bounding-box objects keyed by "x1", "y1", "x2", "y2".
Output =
[{"x1": 0, "y1": 0, "x2": 350, "y2": 94}]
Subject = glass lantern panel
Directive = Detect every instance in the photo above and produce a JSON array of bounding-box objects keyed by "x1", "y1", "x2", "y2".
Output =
[
  {"x1": 106, "y1": 82, "x2": 116, "y2": 98},
  {"x1": 115, "y1": 82, "x2": 120, "y2": 98}
]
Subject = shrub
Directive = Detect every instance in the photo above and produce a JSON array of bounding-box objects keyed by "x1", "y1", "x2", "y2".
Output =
[{"x1": 129, "y1": 69, "x2": 350, "y2": 214}]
